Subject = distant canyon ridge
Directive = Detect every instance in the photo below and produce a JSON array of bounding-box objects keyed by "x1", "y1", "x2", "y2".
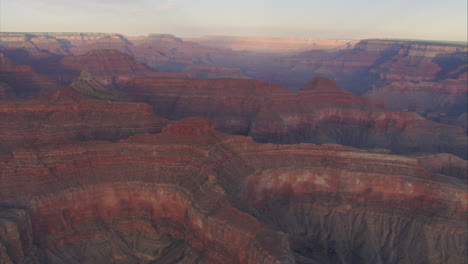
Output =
[{"x1": 1, "y1": 32, "x2": 466, "y2": 127}]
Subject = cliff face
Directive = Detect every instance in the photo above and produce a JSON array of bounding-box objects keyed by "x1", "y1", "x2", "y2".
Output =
[
  {"x1": 0, "y1": 76, "x2": 168, "y2": 155},
  {"x1": 123, "y1": 77, "x2": 467, "y2": 158},
  {"x1": 0, "y1": 118, "x2": 465, "y2": 264}
]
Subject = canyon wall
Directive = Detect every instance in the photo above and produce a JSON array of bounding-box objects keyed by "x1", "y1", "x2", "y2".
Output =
[
  {"x1": 123, "y1": 77, "x2": 467, "y2": 158},
  {"x1": 0, "y1": 118, "x2": 465, "y2": 264}
]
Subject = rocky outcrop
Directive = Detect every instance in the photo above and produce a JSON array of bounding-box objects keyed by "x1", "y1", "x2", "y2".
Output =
[
  {"x1": 123, "y1": 77, "x2": 467, "y2": 158},
  {"x1": 0, "y1": 76, "x2": 168, "y2": 155},
  {"x1": 0, "y1": 118, "x2": 465, "y2": 264}
]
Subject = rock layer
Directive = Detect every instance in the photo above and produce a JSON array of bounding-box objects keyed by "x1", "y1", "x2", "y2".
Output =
[
  {"x1": 0, "y1": 118, "x2": 466, "y2": 264},
  {"x1": 0, "y1": 77, "x2": 168, "y2": 154},
  {"x1": 0, "y1": 118, "x2": 294, "y2": 264},
  {"x1": 123, "y1": 77, "x2": 467, "y2": 158}
]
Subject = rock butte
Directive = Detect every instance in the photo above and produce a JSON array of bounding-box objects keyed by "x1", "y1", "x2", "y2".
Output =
[
  {"x1": 123, "y1": 77, "x2": 467, "y2": 158},
  {"x1": 0, "y1": 117, "x2": 466, "y2": 263}
]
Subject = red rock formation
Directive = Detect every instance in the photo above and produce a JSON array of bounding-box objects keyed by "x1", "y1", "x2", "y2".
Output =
[
  {"x1": 0, "y1": 76, "x2": 168, "y2": 155},
  {"x1": 127, "y1": 34, "x2": 224, "y2": 71},
  {"x1": 123, "y1": 77, "x2": 467, "y2": 158},
  {"x1": 365, "y1": 77, "x2": 467, "y2": 124},
  {"x1": 58, "y1": 49, "x2": 157, "y2": 87},
  {"x1": 0, "y1": 118, "x2": 465, "y2": 264},
  {"x1": 0, "y1": 118, "x2": 293, "y2": 264},
  {"x1": 0, "y1": 53, "x2": 60, "y2": 98}
]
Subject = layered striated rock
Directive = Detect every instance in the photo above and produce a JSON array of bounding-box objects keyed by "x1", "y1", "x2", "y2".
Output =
[
  {"x1": 218, "y1": 140, "x2": 467, "y2": 264},
  {"x1": 417, "y1": 153, "x2": 467, "y2": 181},
  {"x1": 0, "y1": 32, "x2": 132, "y2": 55},
  {"x1": 126, "y1": 34, "x2": 225, "y2": 71},
  {"x1": 0, "y1": 118, "x2": 293, "y2": 264},
  {"x1": 123, "y1": 77, "x2": 467, "y2": 158},
  {"x1": 58, "y1": 49, "x2": 156, "y2": 87},
  {"x1": 0, "y1": 53, "x2": 60, "y2": 98},
  {"x1": 0, "y1": 118, "x2": 466, "y2": 264},
  {"x1": 364, "y1": 77, "x2": 467, "y2": 124},
  {"x1": 0, "y1": 76, "x2": 168, "y2": 154},
  {"x1": 275, "y1": 39, "x2": 465, "y2": 89}
]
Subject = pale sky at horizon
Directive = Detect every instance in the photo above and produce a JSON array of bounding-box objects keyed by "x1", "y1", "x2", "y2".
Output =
[{"x1": 1, "y1": 0, "x2": 467, "y2": 41}]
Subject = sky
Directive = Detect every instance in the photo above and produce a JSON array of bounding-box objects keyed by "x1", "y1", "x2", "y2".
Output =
[{"x1": 1, "y1": 0, "x2": 467, "y2": 41}]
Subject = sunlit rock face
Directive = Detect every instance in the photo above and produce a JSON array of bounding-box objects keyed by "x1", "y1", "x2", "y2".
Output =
[
  {"x1": 123, "y1": 77, "x2": 467, "y2": 158},
  {"x1": 0, "y1": 118, "x2": 466, "y2": 264}
]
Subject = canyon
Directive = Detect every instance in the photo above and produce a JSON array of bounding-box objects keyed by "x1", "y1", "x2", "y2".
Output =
[
  {"x1": 0, "y1": 118, "x2": 466, "y2": 264},
  {"x1": 3, "y1": 32, "x2": 464, "y2": 125},
  {"x1": 0, "y1": 32, "x2": 466, "y2": 264},
  {"x1": 123, "y1": 77, "x2": 467, "y2": 158}
]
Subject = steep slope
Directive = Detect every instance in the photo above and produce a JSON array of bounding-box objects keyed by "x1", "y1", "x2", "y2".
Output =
[
  {"x1": 0, "y1": 75, "x2": 168, "y2": 154},
  {"x1": 123, "y1": 77, "x2": 467, "y2": 158},
  {"x1": 0, "y1": 118, "x2": 465, "y2": 264}
]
